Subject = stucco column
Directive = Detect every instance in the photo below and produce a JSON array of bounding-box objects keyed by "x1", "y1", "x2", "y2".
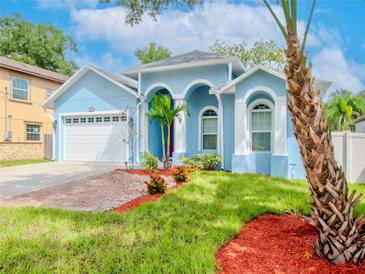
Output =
[
  {"x1": 215, "y1": 93, "x2": 224, "y2": 168},
  {"x1": 174, "y1": 98, "x2": 187, "y2": 153},
  {"x1": 141, "y1": 101, "x2": 149, "y2": 153},
  {"x1": 234, "y1": 99, "x2": 249, "y2": 155},
  {"x1": 273, "y1": 97, "x2": 287, "y2": 155}
]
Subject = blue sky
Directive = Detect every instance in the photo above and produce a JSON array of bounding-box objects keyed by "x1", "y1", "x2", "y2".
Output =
[{"x1": 1, "y1": 0, "x2": 365, "y2": 93}]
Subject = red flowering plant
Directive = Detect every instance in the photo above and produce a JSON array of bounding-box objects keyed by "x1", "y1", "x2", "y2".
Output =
[
  {"x1": 172, "y1": 166, "x2": 190, "y2": 183},
  {"x1": 145, "y1": 172, "x2": 168, "y2": 194}
]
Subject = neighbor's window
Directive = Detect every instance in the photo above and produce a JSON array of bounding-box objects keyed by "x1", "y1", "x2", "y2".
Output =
[
  {"x1": 12, "y1": 77, "x2": 29, "y2": 101},
  {"x1": 26, "y1": 124, "x2": 41, "y2": 141},
  {"x1": 251, "y1": 103, "x2": 272, "y2": 152},
  {"x1": 201, "y1": 109, "x2": 218, "y2": 150}
]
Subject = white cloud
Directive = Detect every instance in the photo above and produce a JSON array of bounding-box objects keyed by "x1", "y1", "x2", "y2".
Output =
[
  {"x1": 37, "y1": 0, "x2": 98, "y2": 10},
  {"x1": 312, "y1": 48, "x2": 365, "y2": 93},
  {"x1": 100, "y1": 52, "x2": 124, "y2": 72},
  {"x1": 70, "y1": 3, "x2": 288, "y2": 56}
]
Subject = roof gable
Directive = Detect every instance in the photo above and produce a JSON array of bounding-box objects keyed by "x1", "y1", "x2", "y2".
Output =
[{"x1": 42, "y1": 65, "x2": 138, "y2": 108}]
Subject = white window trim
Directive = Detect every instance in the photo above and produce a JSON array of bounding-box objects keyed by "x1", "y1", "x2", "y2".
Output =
[
  {"x1": 248, "y1": 99, "x2": 274, "y2": 153},
  {"x1": 11, "y1": 77, "x2": 30, "y2": 102},
  {"x1": 198, "y1": 106, "x2": 219, "y2": 151}
]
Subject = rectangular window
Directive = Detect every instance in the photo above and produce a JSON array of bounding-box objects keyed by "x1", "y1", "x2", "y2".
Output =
[
  {"x1": 96, "y1": 117, "x2": 102, "y2": 123},
  {"x1": 26, "y1": 124, "x2": 41, "y2": 141},
  {"x1": 251, "y1": 110, "x2": 272, "y2": 152},
  {"x1": 12, "y1": 77, "x2": 29, "y2": 101},
  {"x1": 104, "y1": 117, "x2": 110, "y2": 122},
  {"x1": 80, "y1": 118, "x2": 86, "y2": 123},
  {"x1": 202, "y1": 117, "x2": 217, "y2": 150},
  {"x1": 121, "y1": 115, "x2": 127, "y2": 121},
  {"x1": 73, "y1": 118, "x2": 79, "y2": 123},
  {"x1": 88, "y1": 117, "x2": 94, "y2": 123},
  {"x1": 112, "y1": 116, "x2": 119, "y2": 122},
  {"x1": 65, "y1": 118, "x2": 72, "y2": 124}
]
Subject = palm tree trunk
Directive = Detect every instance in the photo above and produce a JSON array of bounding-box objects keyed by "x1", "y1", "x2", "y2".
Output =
[
  {"x1": 166, "y1": 124, "x2": 171, "y2": 170},
  {"x1": 160, "y1": 124, "x2": 167, "y2": 170},
  {"x1": 285, "y1": 31, "x2": 365, "y2": 264}
]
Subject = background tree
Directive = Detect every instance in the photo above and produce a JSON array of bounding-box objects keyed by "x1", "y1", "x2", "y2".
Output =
[
  {"x1": 210, "y1": 39, "x2": 285, "y2": 71},
  {"x1": 105, "y1": 0, "x2": 365, "y2": 264},
  {"x1": 146, "y1": 94, "x2": 190, "y2": 170},
  {"x1": 324, "y1": 90, "x2": 365, "y2": 131},
  {"x1": 135, "y1": 43, "x2": 171, "y2": 64},
  {"x1": 0, "y1": 14, "x2": 78, "y2": 75}
]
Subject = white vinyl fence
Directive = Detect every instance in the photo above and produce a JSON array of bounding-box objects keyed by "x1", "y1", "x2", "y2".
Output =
[{"x1": 332, "y1": 132, "x2": 365, "y2": 183}]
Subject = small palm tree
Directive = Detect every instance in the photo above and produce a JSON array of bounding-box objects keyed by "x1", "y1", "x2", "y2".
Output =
[
  {"x1": 325, "y1": 90, "x2": 365, "y2": 131},
  {"x1": 263, "y1": 0, "x2": 365, "y2": 264},
  {"x1": 146, "y1": 94, "x2": 190, "y2": 170}
]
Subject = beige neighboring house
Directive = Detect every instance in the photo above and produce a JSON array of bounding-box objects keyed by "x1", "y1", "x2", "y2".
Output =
[{"x1": 0, "y1": 56, "x2": 68, "y2": 160}]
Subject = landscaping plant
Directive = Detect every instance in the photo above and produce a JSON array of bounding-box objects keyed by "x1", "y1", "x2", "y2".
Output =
[
  {"x1": 145, "y1": 172, "x2": 167, "y2": 194},
  {"x1": 172, "y1": 166, "x2": 190, "y2": 183},
  {"x1": 146, "y1": 93, "x2": 190, "y2": 170},
  {"x1": 180, "y1": 154, "x2": 221, "y2": 171},
  {"x1": 142, "y1": 152, "x2": 159, "y2": 173}
]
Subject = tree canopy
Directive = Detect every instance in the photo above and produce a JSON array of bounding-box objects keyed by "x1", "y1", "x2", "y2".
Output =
[
  {"x1": 0, "y1": 14, "x2": 78, "y2": 76},
  {"x1": 210, "y1": 39, "x2": 285, "y2": 71},
  {"x1": 324, "y1": 90, "x2": 365, "y2": 131},
  {"x1": 135, "y1": 43, "x2": 171, "y2": 64}
]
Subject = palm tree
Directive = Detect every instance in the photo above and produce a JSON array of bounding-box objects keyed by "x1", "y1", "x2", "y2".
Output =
[
  {"x1": 325, "y1": 90, "x2": 365, "y2": 131},
  {"x1": 263, "y1": 0, "x2": 365, "y2": 264},
  {"x1": 146, "y1": 94, "x2": 190, "y2": 170}
]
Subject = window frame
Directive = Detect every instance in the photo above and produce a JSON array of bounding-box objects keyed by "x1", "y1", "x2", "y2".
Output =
[
  {"x1": 11, "y1": 77, "x2": 30, "y2": 102},
  {"x1": 199, "y1": 106, "x2": 219, "y2": 151},
  {"x1": 25, "y1": 123, "x2": 41, "y2": 142},
  {"x1": 248, "y1": 99, "x2": 274, "y2": 153}
]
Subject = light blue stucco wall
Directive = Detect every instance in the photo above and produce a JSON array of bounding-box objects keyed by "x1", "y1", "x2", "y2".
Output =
[
  {"x1": 222, "y1": 94, "x2": 235, "y2": 170},
  {"x1": 53, "y1": 70, "x2": 138, "y2": 162},
  {"x1": 141, "y1": 64, "x2": 228, "y2": 97},
  {"x1": 186, "y1": 86, "x2": 218, "y2": 156}
]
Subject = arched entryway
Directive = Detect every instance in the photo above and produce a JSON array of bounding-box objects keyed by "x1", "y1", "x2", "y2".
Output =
[
  {"x1": 184, "y1": 81, "x2": 219, "y2": 156},
  {"x1": 145, "y1": 85, "x2": 174, "y2": 160}
]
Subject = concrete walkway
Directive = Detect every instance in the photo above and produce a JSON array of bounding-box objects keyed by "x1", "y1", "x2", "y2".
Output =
[{"x1": 0, "y1": 162, "x2": 121, "y2": 200}]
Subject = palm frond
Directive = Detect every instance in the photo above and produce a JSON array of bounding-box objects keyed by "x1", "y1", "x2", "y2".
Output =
[
  {"x1": 262, "y1": 0, "x2": 288, "y2": 41},
  {"x1": 301, "y1": 0, "x2": 316, "y2": 52}
]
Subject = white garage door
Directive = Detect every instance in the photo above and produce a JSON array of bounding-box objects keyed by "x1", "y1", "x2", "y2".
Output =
[{"x1": 63, "y1": 113, "x2": 128, "y2": 163}]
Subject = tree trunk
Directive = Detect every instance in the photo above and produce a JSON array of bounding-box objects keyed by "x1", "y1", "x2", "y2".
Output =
[
  {"x1": 160, "y1": 124, "x2": 167, "y2": 170},
  {"x1": 285, "y1": 31, "x2": 365, "y2": 264},
  {"x1": 166, "y1": 124, "x2": 171, "y2": 170}
]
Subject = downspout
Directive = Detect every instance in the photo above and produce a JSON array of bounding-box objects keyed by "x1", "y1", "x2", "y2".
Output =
[
  {"x1": 216, "y1": 92, "x2": 224, "y2": 169},
  {"x1": 136, "y1": 72, "x2": 143, "y2": 164},
  {"x1": 3, "y1": 87, "x2": 8, "y2": 140}
]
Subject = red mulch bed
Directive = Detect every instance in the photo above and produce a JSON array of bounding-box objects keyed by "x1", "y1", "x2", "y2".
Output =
[
  {"x1": 113, "y1": 181, "x2": 191, "y2": 213},
  {"x1": 216, "y1": 214, "x2": 365, "y2": 274},
  {"x1": 121, "y1": 168, "x2": 173, "y2": 177}
]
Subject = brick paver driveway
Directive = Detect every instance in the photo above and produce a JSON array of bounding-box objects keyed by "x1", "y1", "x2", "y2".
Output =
[{"x1": 0, "y1": 162, "x2": 121, "y2": 200}]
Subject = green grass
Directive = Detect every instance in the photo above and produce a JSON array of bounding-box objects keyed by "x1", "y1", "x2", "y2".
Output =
[
  {"x1": 0, "y1": 172, "x2": 365, "y2": 273},
  {"x1": 0, "y1": 159, "x2": 50, "y2": 168}
]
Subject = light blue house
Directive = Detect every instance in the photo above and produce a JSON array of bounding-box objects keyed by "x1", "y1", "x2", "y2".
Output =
[{"x1": 43, "y1": 51, "x2": 330, "y2": 179}]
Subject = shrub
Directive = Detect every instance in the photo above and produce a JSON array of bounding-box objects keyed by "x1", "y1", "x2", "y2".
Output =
[
  {"x1": 142, "y1": 152, "x2": 159, "y2": 173},
  {"x1": 145, "y1": 172, "x2": 167, "y2": 194},
  {"x1": 172, "y1": 166, "x2": 190, "y2": 183},
  {"x1": 179, "y1": 153, "x2": 222, "y2": 170}
]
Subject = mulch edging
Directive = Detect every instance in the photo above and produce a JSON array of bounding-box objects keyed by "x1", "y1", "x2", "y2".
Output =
[
  {"x1": 216, "y1": 214, "x2": 364, "y2": 274},
  {"x1": 113, "y1": 169, "x2": 190, "y2": 213}
]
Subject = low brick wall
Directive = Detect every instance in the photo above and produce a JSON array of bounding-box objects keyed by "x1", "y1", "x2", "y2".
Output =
[{"x1": 0, "y1": 142, "x2": 44, "y2": 160}]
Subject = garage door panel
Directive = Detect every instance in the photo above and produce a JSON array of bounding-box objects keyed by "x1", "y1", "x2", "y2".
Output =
[{"x1": 63, "y1": 114, "x2": 128, "y2": 163}]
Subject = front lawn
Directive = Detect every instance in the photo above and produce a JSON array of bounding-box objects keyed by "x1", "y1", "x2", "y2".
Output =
[
  {"x1": 0, "y1": 159, "x2": 50, "y2": 168},
  {"x1": 0, "y1": 172, "x2": 364, "y2": 273}
]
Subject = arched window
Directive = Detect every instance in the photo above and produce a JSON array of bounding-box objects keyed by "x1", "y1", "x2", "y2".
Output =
[
  {"x1": 250, "y1": 103, "x2": 272, "y2": 152},
  {"x1": 201, "y1": 108, "x2": 218, "y2": 150}
]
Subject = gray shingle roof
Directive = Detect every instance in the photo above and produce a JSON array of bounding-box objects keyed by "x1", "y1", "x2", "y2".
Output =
[
  {"x1": 353, "y1": 115, "x2": 365, "y2": 124},
  {"x1": 122, "y1": 50, "x2": 244, "y2": 77},
  {"x1": 0, "y1": 56, "x2": 69, "y2": 83}
]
